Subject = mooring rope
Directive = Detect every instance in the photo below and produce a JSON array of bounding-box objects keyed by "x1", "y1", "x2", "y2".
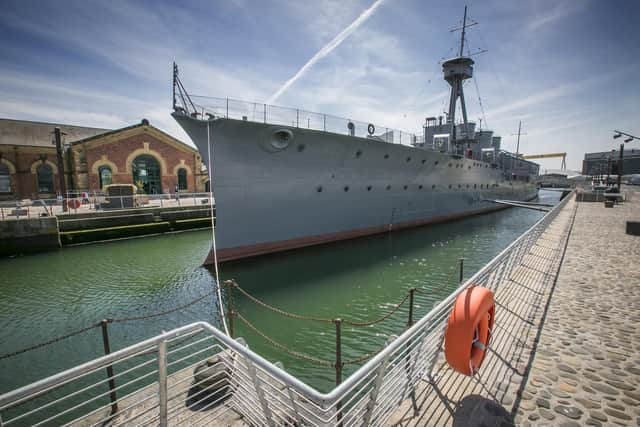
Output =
[{"x1": 207, "y1": 120, "x2": 229, "y2": 336}]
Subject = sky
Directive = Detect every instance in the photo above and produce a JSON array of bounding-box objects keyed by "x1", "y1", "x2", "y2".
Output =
[{"x1": 1, "y1": 0, "x2": 638, "y2": 172}]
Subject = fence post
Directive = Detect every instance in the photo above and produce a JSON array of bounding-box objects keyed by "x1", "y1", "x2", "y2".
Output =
[
  {"x1": 101, "y1": 320, "x2": 118, "y2": 415},
  {"x1": 407, "y1": 288, "x2": 415, "y2": 327},
  {"x1": 263, "y1": 104, "x2": 266, "y2": 123},
  {"x1": 296, "y1": 109, "x2": 299, "y2": 128},
  {"x1": 158, "y1": 339, "x2": 168, "y2": 427},
  {"x1": 459, "y1": 258, "x2": 464, "y2": 284},
  {"x1": 334, "y1": 318, "x2": 342, "y2": 386},
  {"x1": 226, "y1": 98, "x2": 229, "y2": 118},
  {"x1": 224, "y1": 280, "x2": 235, "y2": 338},
  {"x1": 323, "y1": 114, "x2": 326, "y2": 131}
]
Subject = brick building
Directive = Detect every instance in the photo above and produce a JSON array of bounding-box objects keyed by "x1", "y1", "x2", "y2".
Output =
[{"x1": 0, "y1": 118, "x2": 207, "y2": 200}]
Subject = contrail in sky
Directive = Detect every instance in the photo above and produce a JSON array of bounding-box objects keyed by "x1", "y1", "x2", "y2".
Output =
[{"x1": 266, "y1": 0, "x2": 386, "y2": 104}]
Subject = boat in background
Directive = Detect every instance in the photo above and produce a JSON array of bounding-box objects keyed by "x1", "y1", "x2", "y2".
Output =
[{"x1": 172, "y1": 8, "x2": 539, "y2": 263}]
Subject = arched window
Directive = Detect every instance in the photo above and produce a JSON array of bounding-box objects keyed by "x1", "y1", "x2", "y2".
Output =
[
  {"x1": 0, "y1": 163, "x2": 11, "y2": 193},
  {"x1": 132, "y1": 155, "x2": 161, "y2": 194},
  {"x1": 37, "y1": 163, "x2": 54, "y2": 193},
  {"x1": 177, "y1": 168, "x2": 188, "y2": 190},
  {"x1": 99, "y1": 166, "x2": 112, "y2": 190}
]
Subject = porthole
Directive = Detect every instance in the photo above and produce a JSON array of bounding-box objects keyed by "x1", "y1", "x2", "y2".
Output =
[
  {"x1": 317, "y1": 186, "x2": 323, "y2": 192},
  {"x1": 367, "y1": 185, "x2": 372, "y2": 191},
  {"x1": 344, "y1": 186, "x2": 349, "y2": 192},
  {"x1": 474, "y1": 184, "x2": 477, "y2": 189},
  {"x1": 384, "y1": 154, "x2": 389, "y2": 159},
  {"x1": 386, "y1": 185, "x2": 391, "y2": 190},
  {"x1": 406, "y1": 157, "x2": 411, "y2": 162},
  {"x1": 434, "y1": 161, "x2": 439, "y2": 166},
  {"x1": 466, "y1": 184, "x2": 470, "y2": 188},
  {"x1": 448, "y1": 185, "x2": 452, "y2": 189},
  {"x1": 432, "y1": 184, "x2": 436, "y2": 189},
  {"x1": 458, "y1": 184, "x2": 462, "y2": 188},
  {"x1": 269, "y1": 129, "x2": 293, "y2": 150},
  {"x1": 403, "y1": 185, "x2": 408, "y2": 190},
  {"x1": 468, "y1": 166, "x2": 471, "y2": 169},
  {"x1": 421, "y1": 159, "x2": 426, "y2": 164},
  {"x1": 448, "y1": 163, "x2": 452, "y2": 167},
  {"x1": 418, "y1": 185, "x2": 423, "y2": 190},
  {"x1": 355, "y1": 150, "x2": 362, "y2": 158},
  {"x1": 297, "y1": 144, "x2": 306, "y2": 152}
]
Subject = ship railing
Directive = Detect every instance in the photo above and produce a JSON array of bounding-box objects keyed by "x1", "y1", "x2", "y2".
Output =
[
  {"x1": 0, "y1": 192, "x2": 575, "y2": 426},
  {"x1": 0, "y1": 192, "x2": 213, "y2": 220},
  {"x1": 186, "y1": 95, "x2": 422, "y2": 147}
]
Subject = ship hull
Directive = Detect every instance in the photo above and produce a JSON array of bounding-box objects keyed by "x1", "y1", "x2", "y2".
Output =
[{"x1": 173, "y1": 115, "x2": 538, "y2": 263}]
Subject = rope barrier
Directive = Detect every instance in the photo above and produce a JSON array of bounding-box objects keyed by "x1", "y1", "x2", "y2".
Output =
[
  {"x1": 235, "y1": 312, "x2": 334, "y2": 367},
  {"x1": 0, "y1": 321, "x2": 102, "y2": 361}
]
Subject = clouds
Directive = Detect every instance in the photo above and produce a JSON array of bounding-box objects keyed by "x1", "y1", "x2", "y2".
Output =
[{"x1": 0, "y1": 0, "x2": 638, "y2": 171}]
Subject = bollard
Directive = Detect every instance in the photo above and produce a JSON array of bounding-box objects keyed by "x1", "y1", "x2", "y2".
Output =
[
  {"x1": 407, "y1": 288, "x2": 416, "y2": 327},
  {"x1": 101, "y1": 320, "x2": 118, "y2": 415},
  {"x1": 459, "y1": 258, "x2": 464, "y2": 284}
]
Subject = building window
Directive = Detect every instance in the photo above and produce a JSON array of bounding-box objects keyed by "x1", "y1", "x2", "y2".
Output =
[
  {"x1": 99, "y1": 166, "x2": 112, "y2": 190},
  {"x1": 132, "y1": 155, "x2": 161, "y2": 194},
  {"x1": 37, "y1": 163, "x2": 54, "y2": 193},
  {"x1": 177, "y1": 168, "x2": 188, "y2": 190},
  {"x1": 0, "y1": 163, "x2": 10, "y2": 193}
]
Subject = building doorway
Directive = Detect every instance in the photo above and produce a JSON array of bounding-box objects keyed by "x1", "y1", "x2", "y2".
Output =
[{"x1": 132, "y1": 155, "x2": 161, "y2": 194}]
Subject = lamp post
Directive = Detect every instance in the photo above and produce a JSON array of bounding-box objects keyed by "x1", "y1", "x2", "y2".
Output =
[
  {"x1": 53, "y1": 127, "x2": 68, "y2": 211},
  {"x1": 612, "y1": 130, "x2": 638, "y2": 190}
]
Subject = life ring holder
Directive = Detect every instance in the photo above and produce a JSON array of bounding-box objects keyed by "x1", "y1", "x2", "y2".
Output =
[
  {"x1": 367, "y1": 123, "x2": 375, "y2": 135},
  {"x1": 444, "y1": 286, "x2": 495, "y2": 376}
]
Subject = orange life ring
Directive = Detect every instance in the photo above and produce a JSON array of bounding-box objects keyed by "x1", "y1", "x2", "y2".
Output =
[{"x1": 444, "y1": 286, "x2": 495, "y2": 376}]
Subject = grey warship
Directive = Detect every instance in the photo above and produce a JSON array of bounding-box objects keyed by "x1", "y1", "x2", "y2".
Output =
[{"x1": 172, "y1": 9, "x2": 539, "y2": 263}]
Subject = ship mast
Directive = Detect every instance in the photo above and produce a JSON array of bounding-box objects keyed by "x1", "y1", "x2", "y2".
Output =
[{"x1": 443, "y1": 6, "x2": 475, "y2": 153}]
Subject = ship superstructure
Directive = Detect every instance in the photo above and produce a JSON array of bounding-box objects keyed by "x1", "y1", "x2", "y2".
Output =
[{"x1": 172, "y1": 8, "x2": 539, "y2": 263}]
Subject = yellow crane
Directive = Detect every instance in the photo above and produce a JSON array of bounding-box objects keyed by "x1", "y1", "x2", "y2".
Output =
[{"x1": 520, "y1": 152, "x2": 567, "y2": 170}]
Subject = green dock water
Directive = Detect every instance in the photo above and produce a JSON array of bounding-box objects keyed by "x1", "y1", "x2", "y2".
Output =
[{"x1": 0, "y1": 191, "x2": 560, "y2": 394}]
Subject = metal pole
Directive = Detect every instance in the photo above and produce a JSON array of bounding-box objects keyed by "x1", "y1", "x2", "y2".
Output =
[
  {"x1": 323, "y1": 114, "x2": 326, "y2": 131},
  {"x1": 226, "y1": 98, "x2": 229, "y2": 118},
  {"x1": 101, "y1": 320, "x2": 118, "y2": 415},
  {"x1": 296, "y1": 109, "x2": 299, "y2": 128},
  {"x1": 407, "y1": 288, "x2": 415, "y2": 327},
  {"x1": 459, "y1": 258, "x2": 464, "y2": 284},
  {"x1": 617, "y1": 143, "x2": 624, "y2": 191},
  {"x1": 225, "y1": 281, "x2": 235, "y2": 338},
  {"x1": 263, "y1": 104, "x2": 266, "y2": 123},
  {"x1": 158, "y1": 339, "x2": 168, "y2": 427},
  {"x1": 54, "y1": 127, "x2": 68, "y2": 212},
  {"x1": 334, "y1": 319, "x2": 342, "y2": 386}
]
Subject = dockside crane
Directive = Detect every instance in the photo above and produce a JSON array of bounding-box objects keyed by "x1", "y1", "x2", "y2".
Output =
[{"x1": 520, "y1": 152, "x2": 567, "y2": 170}]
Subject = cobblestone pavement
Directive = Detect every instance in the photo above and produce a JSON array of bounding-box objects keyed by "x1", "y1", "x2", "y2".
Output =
[
  {"x1": 389, "y1": 190, "x2": 640, "y2": 426},
  {"x1": 515, "y1": 192, "x2": 640, "y2": 427}
]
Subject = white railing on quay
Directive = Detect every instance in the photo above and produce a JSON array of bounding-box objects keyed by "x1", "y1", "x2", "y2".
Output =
[
  {"x1": 186, "y1": 95, "x2": 423, "y2": 147},
  {"x1": 0, "y1": 192, "x2": 575, "y2": 426},
  {"x1": 0, "y1": 192, "x2": 214, "y2": 220}
]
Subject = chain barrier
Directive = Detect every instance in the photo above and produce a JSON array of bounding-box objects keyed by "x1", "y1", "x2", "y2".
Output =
[
  {"x1": 108, "y1": 290, "x2": 215, "y2": 323},
  {"x1": 229, "y1": 280, "x2": 334, "y2": 323},
  {"x1": 234, "y1": 311, "x2": 334, "y2": 367},
  {"x1": 0, "y1": 289, "x2": 217, "y2": 361},
  {"x1": 342, "y1": 292, "x2": 411, "y2": 327},
  {"x1": 0, "y1": 321, "x2": 102, "y2": 361}
]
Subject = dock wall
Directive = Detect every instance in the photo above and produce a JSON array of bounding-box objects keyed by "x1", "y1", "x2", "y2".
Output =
[{"x1": 0, "y1": 217, "x2": 61, "y2": 256}]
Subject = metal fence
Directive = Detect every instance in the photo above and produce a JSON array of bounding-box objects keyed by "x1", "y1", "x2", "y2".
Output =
[
  {"x1": 0, "y1": 193, "x2": 575, "y2": 426},
  {"x1": 0, "y1": 192, "x2": 213, "y2": 220},
  {"x1": 188, "y1": 96, "x2": 424, "y2": 147}
]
